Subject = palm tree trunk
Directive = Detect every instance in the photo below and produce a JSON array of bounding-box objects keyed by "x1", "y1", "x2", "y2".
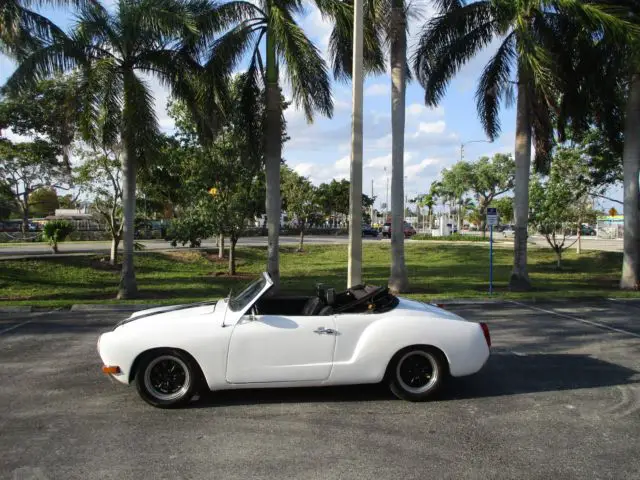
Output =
[
  {"x1": 620, "y1": 72, "x2": 640, "y2": 289},
  {"x1": 347, "y1": 0, "x2": 364, "y2": 287},
  {"x1": 509, "y1": 68, "x2": 532, "y2": 291},
  {"x1": 265, "y1": 30, "x2": 281, "y2": 291},
  {"x1": 117, "y1": 115, "x2": 138, "y2": 299},
  {"x1": 388, "y1": 0, "x2": 409, "y2": 293}
]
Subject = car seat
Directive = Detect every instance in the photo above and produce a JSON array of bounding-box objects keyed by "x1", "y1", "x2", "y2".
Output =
[{"x1": 302, "y1": 296, "x2": 324, "y2": 315}]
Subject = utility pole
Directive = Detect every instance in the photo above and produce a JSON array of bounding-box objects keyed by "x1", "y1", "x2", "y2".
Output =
[
  {"x1": 385, "y1": 167, "x2": 390, "y2": 219},
  {"x1": 347, "y1": 0, "x2": 364, "y2": 288},
  {"x1": 371, "y1": 179, "x2": 374, "y2": 224}
]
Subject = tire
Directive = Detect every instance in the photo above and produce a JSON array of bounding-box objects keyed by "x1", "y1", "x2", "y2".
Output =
[
  {"x1": 135, "y1": 349, "x2": 200, "y2": 408},
  {"x1": 387, "y1": 347, "x2": 446, "y2": 401}
]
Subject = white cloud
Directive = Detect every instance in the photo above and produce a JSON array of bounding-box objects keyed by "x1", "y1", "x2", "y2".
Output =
[
  {"x1": 365, "y1": 83, "x2": 387, "y2": 96},
  {"x1": 405, "y1": 157, "x2": 441, "y2": 177},
  {"x1": 406, "y1": 103, "x2": 445, "y2": 117},
  {"x1": 416, "y1": 120, "x2": 446, "y2": 135},
  {"x1": 366, "y1": 154, "x2": 391, "y2": 169}
]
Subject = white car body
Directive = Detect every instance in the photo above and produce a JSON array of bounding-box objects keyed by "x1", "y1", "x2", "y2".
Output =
[{"x1": 98, "y1": 273, "x2": 490, "y2": 395}]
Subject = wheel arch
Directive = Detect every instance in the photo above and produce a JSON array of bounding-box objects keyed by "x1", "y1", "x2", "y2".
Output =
[
  {"x1": 128, "y1": 347, "x2": 206, "y2": 386},
  {"x1": 383, "y1": 344, "x2": 451, "y2": 381}
]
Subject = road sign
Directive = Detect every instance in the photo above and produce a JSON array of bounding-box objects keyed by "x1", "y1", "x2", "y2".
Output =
[
  {"x1": 486, "y1": 208, "x2": 498, "y2": 296},
  {"x1": 486, "y1": 207, "x2": 498, "y2": 226}
]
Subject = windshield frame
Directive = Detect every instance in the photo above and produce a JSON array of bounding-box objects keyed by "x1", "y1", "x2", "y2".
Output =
[{"x1": 228, "y1": 274, "x2": 269, "y2": 312}]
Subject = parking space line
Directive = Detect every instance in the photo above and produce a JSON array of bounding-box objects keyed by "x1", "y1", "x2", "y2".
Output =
[
  {"x1": 509, "y1": 300, "x2": 640, "y2": 338},
  {"x1": 0, "y1": 320, "x2": 31, "y2": 335}
]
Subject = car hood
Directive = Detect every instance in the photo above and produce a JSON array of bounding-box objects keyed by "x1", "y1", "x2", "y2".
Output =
[{"x1": 116, "y1": 300, "x2": 218, "y2": 327}]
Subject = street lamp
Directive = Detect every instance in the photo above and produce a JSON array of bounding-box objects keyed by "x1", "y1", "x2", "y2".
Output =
[{"x1": 460, "y1": 139, "x2": 492, "y2": 161}]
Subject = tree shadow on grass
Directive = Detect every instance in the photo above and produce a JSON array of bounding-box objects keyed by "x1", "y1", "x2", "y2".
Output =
[{"x1": 187, "y1": 354, "x2": 638, "y2": 408}]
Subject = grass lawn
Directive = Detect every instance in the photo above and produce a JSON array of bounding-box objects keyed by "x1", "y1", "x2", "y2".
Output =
[{"x1": 0, "y1": 243, "x2": 637, "y2": 307}]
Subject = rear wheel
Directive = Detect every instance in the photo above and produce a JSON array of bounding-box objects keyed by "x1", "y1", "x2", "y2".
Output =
[
  {"x1": 135, "y1": 350, "x2": 199, "y2": 408},
  {"x1": 388, "y1": 348, "x2": 446, "y2": 401}
]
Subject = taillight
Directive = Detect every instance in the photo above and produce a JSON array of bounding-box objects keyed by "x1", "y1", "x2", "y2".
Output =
[{"x1": 480, "y1": 322, "x2": 491, "y2": 347}]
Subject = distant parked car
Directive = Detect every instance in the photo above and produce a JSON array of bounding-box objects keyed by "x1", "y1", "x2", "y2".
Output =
[
  {"x1": 362, "y1": 225, "x2": 379, "y2": 238},
  {"x1": 382, "y1": 222, "x2": 415, "y2": 238},
  {"x1": 503, "y1": 227, "x2": 515, "y2": 238}
]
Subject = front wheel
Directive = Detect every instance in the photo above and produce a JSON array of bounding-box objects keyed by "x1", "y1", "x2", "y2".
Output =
[
  {"x1": 135, "y1": 350, "x2": 199, "y2": 408},
  {"x1": 388, "y1": 348, "x2": 446, "y2": 401}
]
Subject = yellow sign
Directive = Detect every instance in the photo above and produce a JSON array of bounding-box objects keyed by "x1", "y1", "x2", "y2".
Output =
[{"x1": 208, "y1": 187, "x2": 218, "y2": 197}]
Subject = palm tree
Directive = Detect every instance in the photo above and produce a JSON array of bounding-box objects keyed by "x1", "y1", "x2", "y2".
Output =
[
  {"x1": 207, "y1": 0, "x2": 345, "y2": 290},
  {"x1": 413, "y1": 0, "x2": 631, "y2": 290},
  {"x1": 5, "y1": 0, "x2": 223, "y2": 298},
  {"x1": 329, "y1": 0, "x2": 413, "y2": 290}
]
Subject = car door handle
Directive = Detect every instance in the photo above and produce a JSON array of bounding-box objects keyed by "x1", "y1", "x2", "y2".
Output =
[{"x1": 314, "y1": 327, "x2": 336, "y2": 335}]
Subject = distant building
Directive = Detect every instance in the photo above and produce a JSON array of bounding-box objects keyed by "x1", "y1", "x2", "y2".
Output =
[{"x1": 596, "y1": 215, "x2": 623, "y2": 239}]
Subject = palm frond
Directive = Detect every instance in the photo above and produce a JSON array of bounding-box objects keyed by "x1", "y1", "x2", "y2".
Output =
[
  {"x1": 328, "y1": 0, "x2": 386, "y2": 81},
  {"x1": 413, "y1": 2, "x2": 499, "y2": 106},
  {"x1": 122, "y1": 73, "x2": 159, "y2": 167},
  {"x1": 554, "y1": 0, "x2": 639, "y2": 40},
  {"x1": 271, "y1": 5, "x2": 333, "y2": 121},
  {"x1": 530, "y1": 82, "x2": 554, "y2": 174},
  {"x1": 205, "y1": 20, "x2": 263, "y2": 79},
  {"x1": 4, "y1": 36, "x2": 86, "y2": 92},
  {"x1": 475, "y1": 31, "x2": 516, "y2": 140},
  {"x1": 0, "y1": 3, "x2": 67, "y2": 58}
]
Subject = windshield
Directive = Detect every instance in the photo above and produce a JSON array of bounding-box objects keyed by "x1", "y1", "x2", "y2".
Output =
[{"x1": 228, "y1": 276, "x2": 267, "y2": 312}]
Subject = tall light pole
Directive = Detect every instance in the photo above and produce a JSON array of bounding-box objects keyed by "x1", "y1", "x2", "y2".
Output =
[
  {"x1": 460, "y1": 139, "x2": 492, "y2": 161},
  {"x1": 384, "y1": 166, "x2": 390, "y2": 217},
  {"x1": 347, "y1": 0, "x2": 364, "y2": 288}
]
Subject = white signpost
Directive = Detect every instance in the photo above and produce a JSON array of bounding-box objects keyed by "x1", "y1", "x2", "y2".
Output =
[{"x1": 486, "y1": 208, "x2": 498, "y2": 295}]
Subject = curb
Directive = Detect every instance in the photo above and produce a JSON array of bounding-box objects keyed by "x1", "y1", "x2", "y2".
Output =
[
  {"x1": 70, "y1": 304, "x2": 164, "y2": 312},
  {"x1": 0, "y1": 306, "x2": 33, "y2": 313}
]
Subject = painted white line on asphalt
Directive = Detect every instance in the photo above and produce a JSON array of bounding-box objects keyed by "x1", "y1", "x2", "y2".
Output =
[
  {"x1": 509, "y1": 301, "x2": 640, "y2": 338},
  {"x1": 0, "y1": 320, "x2": 31, "y2": 335}
]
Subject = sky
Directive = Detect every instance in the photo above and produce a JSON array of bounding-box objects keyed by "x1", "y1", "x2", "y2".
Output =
[{"x1": 0, "y1": 1, "x2": 620, "y2": 212}]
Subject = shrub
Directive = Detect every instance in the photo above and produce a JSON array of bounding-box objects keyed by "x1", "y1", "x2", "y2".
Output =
[
  {"x1": 412, "y1": 233, "x2": 489, "y2": 242},
  {"x1": 42, "y1": 220, "x2": 74, "y2": 253}
]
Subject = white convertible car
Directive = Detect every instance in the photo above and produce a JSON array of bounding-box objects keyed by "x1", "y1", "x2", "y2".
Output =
[{"x1": 98, "y1": 273, "x2": 490, "y2": 408}]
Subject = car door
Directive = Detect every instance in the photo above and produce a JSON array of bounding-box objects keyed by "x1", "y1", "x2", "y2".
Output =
[{"x1": 225, "y1": 314, "x2": 337, "y2": 383}]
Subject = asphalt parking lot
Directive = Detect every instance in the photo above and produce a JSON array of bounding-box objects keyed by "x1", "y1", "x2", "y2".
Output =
[{"x1": 1, "y1": 300, "x2": 639, "y2": 480}]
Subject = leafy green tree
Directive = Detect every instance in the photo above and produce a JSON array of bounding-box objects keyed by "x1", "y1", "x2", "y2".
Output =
[
  {"x1": 416, "y1": 193, "x2": 435, "y2": 229},
  {"x1": 282, "y1": 166, "x2": 319, "y2": 252},
  {"x1": 207, "y1": 0, "x2": 339, "y2": 288},
  {"x1": 0, "y1": 181, "x2": 16, "y2": 220},
  {"x1": 0, "y1": 75, "x2": 83, "y2": 170},
  {"x1": 75, "y1": 145, "x2": 124, "y2": 266},
  {"x1": 28, "y1": 187, "x2": 58, "y2": 217},
  {"x1": 490, "y1": 197, "x2": 514, "y2": 225},
  {"x1": 413, "y1": 0, "x2": 631, "y2": 290},
  {"x1": 4, "y1": 0, "x2": 226, "y2": 298},
  {"x1": 461, "y1": 154, "x2": 515, "y2": 235},
  {"x1": 42, "y1": 219, "x2": 73, "y2": 253},
  {"x1": 529, "y1": 148, "x2": 594, "y2": 268},
  {"x1": 0, "y1": 138, "x2": 66, "y2": 233}
]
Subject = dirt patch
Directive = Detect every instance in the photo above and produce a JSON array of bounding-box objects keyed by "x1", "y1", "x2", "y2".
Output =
[
  {"x1": 88, "y1": 257, "x2": 121, "y2": 271},
  {"x1": 208, "y1": 272, "x2": 254, "y2": 279},
  {"x1": 163, "y1": 251, "x2": 207, "y2": 263},
  {"x1": 203, "y1": 252, "x2": 228, "y2": 264}
]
